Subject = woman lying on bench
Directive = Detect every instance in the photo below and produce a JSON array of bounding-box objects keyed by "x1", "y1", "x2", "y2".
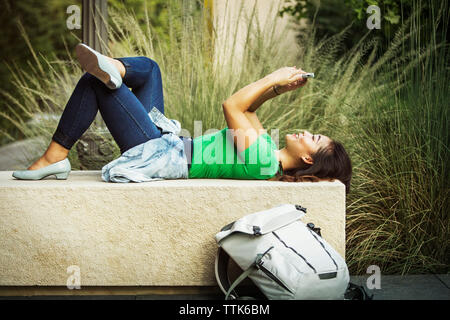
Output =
[{"x1": 12, "y1": 44, "x2": 352, "y2": 193}]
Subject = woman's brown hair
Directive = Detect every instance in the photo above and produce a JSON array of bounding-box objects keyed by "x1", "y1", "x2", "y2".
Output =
[{"x1": 269, "y1": 140, "x2": 352, "y2": 193}]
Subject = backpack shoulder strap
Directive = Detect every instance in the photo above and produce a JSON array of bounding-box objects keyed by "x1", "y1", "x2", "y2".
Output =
[
  {"x1": 344, "y1": 282, "x2": 374, "y2": 300},
  {"x1": 225, "y1": 264, "x2": 257, "y2": 300},
  {"x1": 215, "y1": 247, "x2": 236, "y2": 298},
  {"x1": 215, "y1": 247, "x2": 258, "y2": 300}
]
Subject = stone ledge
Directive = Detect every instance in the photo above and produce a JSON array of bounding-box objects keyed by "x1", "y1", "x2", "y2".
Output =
[{"x1": 0, "y1": 170, "x2": 345, "y2": 286}]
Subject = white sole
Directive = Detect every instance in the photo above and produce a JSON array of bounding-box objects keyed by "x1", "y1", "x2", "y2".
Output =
[{"x1": 75, "y1": 44, "x2": 119, "y2": 89}]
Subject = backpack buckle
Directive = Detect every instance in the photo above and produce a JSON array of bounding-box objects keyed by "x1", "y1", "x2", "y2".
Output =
[
  {"x1": 307, "y1": 223, "x2": 322, "y2": 236},
  {"x1": 255, "y1": 246, "x2": 274, "y2": 266},
  {"x1": 253, "y1": 226, "x2": 262, "y2": 236}
]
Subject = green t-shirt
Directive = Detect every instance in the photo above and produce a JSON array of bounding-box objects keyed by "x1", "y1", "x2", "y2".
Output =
[{"x1": 188, "y1": 127, "x2": 279, "y2": 179}]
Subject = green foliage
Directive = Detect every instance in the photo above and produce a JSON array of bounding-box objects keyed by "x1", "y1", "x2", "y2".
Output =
[
  {"x1": 108, "y1": 0, "x2": 204, "y2": 49},
  {"x1": 279, "y1": 0, "x2": 445, "y2": 54},
  {"x1": 346, "y1": 0, "x2": 405, "y2": 23},
  {"x1": 0, "y1": 0, "x2": 82, "y2": 146},
  {"x1": 0, "y1": 0, "x2": 197, "y2": 146},
  {"x1": 109, "y1": 0, "x2": 169, "y2": 43},
  {"x1": 280, "y1": 0, "x2": 409, "y2": 24}
]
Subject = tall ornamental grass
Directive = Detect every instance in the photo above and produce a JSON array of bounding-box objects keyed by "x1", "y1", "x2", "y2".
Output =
[{"x1": 1, "y1": 0, "x2": 447, "y2": 274}]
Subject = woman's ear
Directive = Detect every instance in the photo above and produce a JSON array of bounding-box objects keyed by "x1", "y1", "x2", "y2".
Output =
[{"x1": 301, "y1": 155, "x2": 313, "y2": 165}]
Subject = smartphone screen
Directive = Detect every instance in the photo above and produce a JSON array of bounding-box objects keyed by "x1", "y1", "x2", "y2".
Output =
[{"x1": 301, "y1": 73, "x2": 315, "y2": 79}]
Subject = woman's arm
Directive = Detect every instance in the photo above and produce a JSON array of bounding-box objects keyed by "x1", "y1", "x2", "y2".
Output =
[
  {"x1": 243, "y1": 86, "x2": 278, "y2": 133},
  {"x1": 222, "y1": 76, "x2": 276, "y2": 153},
  {"x1": 222, "y1": 67, "x2": 306, "y2": 153},
  {"x1": 248, "y1": 72, "x2": 309, "y2": 113},
  {"x1": 247, "y1": 85, "x2": 278, "y2": 113},
  {"x1": 223, "y1": 76, "x2": 275, "y2": 114}
]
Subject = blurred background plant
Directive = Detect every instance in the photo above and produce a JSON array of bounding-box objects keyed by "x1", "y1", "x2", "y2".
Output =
[
  {"x1": 279, "y1": 0, "x2": 447, "y2": 56},
  {"x1": 0, "y1": 0, "x2": 447, "y2": 275},
  {"x1": 0, "y1": 0, "x2": 177, "y2": 147}
]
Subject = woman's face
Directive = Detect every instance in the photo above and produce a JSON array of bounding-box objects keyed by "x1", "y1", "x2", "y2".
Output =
[{"x1": 285, "y1": 130, "x2": 331, "y2": 164}]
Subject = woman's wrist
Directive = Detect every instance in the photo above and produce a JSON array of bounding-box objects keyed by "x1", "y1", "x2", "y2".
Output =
[
  {"x1": 265, "y1": 74, "x2": 281, "y2": 87},
  {"x1": 273, "y1": 85, "x2": 282, "y2": 96},
  {"x1": 265, "y1": 75, "x2": 284, "y2": 96}
]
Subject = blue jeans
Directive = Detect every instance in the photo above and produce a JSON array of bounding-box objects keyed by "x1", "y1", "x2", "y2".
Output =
[{"x1": 52, "y1": 57, "x2": 165, "y2": 154}]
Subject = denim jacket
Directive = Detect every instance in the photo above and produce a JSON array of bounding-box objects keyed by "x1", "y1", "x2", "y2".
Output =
[{"x1": 101, "y1": 107, "x2": 189, "y2": 182}]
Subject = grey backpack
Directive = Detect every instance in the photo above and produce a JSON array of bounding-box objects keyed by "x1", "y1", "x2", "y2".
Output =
[{"x1": 214, "y1": 204, "x2": 350, "y2": 300}]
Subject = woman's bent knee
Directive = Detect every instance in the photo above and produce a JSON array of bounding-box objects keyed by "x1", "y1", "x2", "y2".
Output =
[
  {"x1": 140, "y1": 56, "x2": 160, "y2": 70},
  {"x1": 79, "y1": 72, "x2": 96, "y2": 85}
]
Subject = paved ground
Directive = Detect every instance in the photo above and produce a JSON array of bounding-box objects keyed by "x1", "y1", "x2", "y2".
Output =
[
  {"x1": 0, "y1": 137, "x2": 45, "y2": 170},
  {"x1": 349, "y1": 274, "x2": 449, "y2": 300},
  {"x1": 1, "y1": 275, "x2": 448, "y2": 300}
]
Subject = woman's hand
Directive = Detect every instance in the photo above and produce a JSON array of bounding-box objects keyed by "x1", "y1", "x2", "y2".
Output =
[
  {"x1": 268, "y1": 66, "x2": 307, "y2": 86},
  {"x1": 275, "y1": 76, "x2": 308, "y2": 94}
]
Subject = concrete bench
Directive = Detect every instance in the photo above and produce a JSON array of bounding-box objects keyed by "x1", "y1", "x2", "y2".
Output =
[{"x1": 0, "y1": 170, "x2": 345, "y2": 292}]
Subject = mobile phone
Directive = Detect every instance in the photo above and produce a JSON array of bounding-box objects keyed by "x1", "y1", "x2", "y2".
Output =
[{"x1": 301, "y1": 73, "x2": 315, "y2": 79}]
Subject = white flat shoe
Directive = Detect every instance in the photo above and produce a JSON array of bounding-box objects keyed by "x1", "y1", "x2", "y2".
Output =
[
  {"x1": 12, "y1": 158, "x2": 71, "y2": 180},
  {"x1": 75, "y1": 43, "x2": 122, "y2": 90}
]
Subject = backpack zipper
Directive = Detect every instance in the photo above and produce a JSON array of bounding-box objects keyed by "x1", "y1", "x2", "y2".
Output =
[
  {"x1": 272, "y1": 231, "x2": 317, "y2": 273},
  {"x1": 307, "y1": 229, "x2": 339, "y2": 271},
  {"x1": 255, "y1": 260, "x2": 294, "y2": 294}
]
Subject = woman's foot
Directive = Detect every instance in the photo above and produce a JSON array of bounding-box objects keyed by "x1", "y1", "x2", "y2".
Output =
[
  {"x1": 111, "y1": 58, "x2": 126, "y2": 78},
  {"x1": 12, "y1": 141, "x2": 71, "y2": 180},
  {"x1": 27, "y1": 141, "x2": 70, "y2": 170},
  {"x1": 27, "y1": 154, "x2": 66, "y2": 170},
  {"x1": 75, "y1": 43, "x2": 125, "y2": 89},
  {"x1": 13, "y1": 157, "x2": 71, "y2": 180}
]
